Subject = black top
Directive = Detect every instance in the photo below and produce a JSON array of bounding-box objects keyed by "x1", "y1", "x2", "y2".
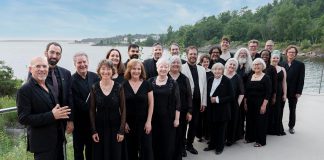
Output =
[
  {"x1": 245, "y1": 75, "x2": 272, "y2": 101},
  {"x1": 282, "y1": 59, "x2": 305, "y2": 97},
  {"x1": 263, "y1": 65, "x2": 277, "y2": 96},
  {"x1": 276, "y1": 70, "x2": 284, "y2": 97},
  {"x1": 188, "y1": 64, "x2": 201, "y2": 100},
  {"x1": 149, "y1": 77, "x2": 181, "y2": 119},
  {"x1": 47, "y1": 67, "x2": 63, "y2": 104},
  {"x1": 123, "y1": 80, "x2": 152, "y2": 119},
  {"x1": 113, "y1": 74, "x2": 125, "y2": 84},
  {"x1": 228, "y1": 74, "x2": 245, "y2": 100},
  {"x1": 237, "y1": 65, "x2": 251, "y2": 84},
  {"x1": 206, "y1": 70, "x2": 214, "y2": 81},
  {"x1": 209, "y1": 59, "x2": 226, "y2": 68},
  {"x1": 169, "y1": 73, "x2": 193, "y2": 113},
  {"x1": 89, "y1": 82, "x2": 126, "y2": 135},
  {"x1": 143, "y1": 58, "x2": 158, "y2": 79}
]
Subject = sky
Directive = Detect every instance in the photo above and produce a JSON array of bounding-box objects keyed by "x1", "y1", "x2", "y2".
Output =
[{"x1": 0, "y1": 0, "x2": 273, "y2": 40}]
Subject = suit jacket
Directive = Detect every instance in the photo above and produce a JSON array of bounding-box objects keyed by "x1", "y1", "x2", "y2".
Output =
[
  {"x1": 143, "y1": 58, "x2": 158, "y2": 79},
  {"x1": 17, "y1": 78, "x2": 64, "y2": 153},
  {"x1": 282, "y1": 59, "x2": 305, "y2": 97},
  {"x1": 207, "y1": 76, "x2": 234, "y2": 122},
  {"x1": 181, "y1": 63, "x2": 207, "y2": 106}
]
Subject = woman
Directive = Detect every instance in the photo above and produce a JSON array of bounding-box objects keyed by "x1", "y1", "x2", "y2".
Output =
[
  {"x1": 271, "y1": 53, "x2": 287, "y2": 136},
  {"x1": 244, "y1": 58, "x2": 271, "y2": 147},
  {"x1": 224, "y1": 58, "x2": 245, "y2": 146},
  {"x1": 260, "y1": 49, "x2": 278, "y2": 135},
  {"x1": 168, "y1": 55, "x2": 192, "y2": 159},
  {"x1": 106, "y1": 49, "x2": 125, "y2": 83},
  {"x1": 204, "y1": 63, "x2": 234, "y2": 155},
  {"x1": 148, "y1": 58, "x2": 181, "y2": 160},
  {"x1": 208, "y1": 46, "x2": 226, "y2": 68},
  {"x1": 197, "y1": 53, "x2": 213, "y2": 142},
  {"x1": 89, "y1": 59, "x2": 126, "y2": 160},
  {"x1": 123, "y1": 59, "x2": 154, "y2": 160}
]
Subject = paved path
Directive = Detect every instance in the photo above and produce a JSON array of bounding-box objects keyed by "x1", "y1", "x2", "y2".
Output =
[{"x1": 184, "y1": 94, "x2": 324, "y2": 160}]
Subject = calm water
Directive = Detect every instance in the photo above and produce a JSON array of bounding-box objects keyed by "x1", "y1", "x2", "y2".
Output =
[{"x1": 0, "y1": 41, "x2": 323, "y2": 94}]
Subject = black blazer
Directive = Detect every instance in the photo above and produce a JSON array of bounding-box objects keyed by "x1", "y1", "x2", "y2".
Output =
[
  {"x1": 207, "y1": 76, "x2": 234, "y2": 122},
  {"x1": 143, "y1": 58, "x2": 158, "y2": 79},
  {"x1": 282, "y1": 60, "x2": 305, "y2": 97},
  {"x1": 17, "y1": 78, "x2": 63, "y2": 153}
]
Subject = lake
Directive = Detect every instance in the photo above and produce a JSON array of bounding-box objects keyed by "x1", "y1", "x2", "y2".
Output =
[{"x1": 0, "y1": 41, "x2": 323, "y2": 94}]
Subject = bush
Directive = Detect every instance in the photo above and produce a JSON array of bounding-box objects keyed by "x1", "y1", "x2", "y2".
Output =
[
  {"x1": 0, "y1": 61, "x2": 23, "y2": 97},
  {"x1": 301, "y1": 39, "x2": 312, "y2": 49}
]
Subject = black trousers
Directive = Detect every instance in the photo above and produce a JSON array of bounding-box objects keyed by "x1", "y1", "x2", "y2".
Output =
[
  {"x1": 209, "y1": 121, "x2": 227, "y2": 152},
  {"x1": 34, "y1": 139, "x2": 64, "y2": 160},
  {"x1": 126, "y1": 118, "x2": 153, "y2": 160},
  {"x1": 73, "y1": 130, "x2": 92, "y2": 160},
  {"x1": 186, "y1": 98, "x2": 201, "y2": 146},
  {"x1": 173, "y1": 111, "x2": 187, "y2": 160},
  {"x1": 288, "y1": 96, "x2": 298, "y2": 129}
]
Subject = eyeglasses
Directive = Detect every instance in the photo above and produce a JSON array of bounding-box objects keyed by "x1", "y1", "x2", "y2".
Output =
[{"x1": 212, "y1": 51, "x2": 220, "y2": 54}]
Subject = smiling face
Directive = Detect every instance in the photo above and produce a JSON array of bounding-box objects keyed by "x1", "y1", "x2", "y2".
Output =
[
  {"x1": 153, "y1": 45, "x2": 163, "y2": 60},
  {"x1": 157, "y1": 62, "x2": 170, "y2": 76},
  {"x1": 99, "y1": 65, "x2": 113, "y2": 80},
  {"x1": 130, "y1": 63, "x2": 142, "y2": 79},
  {"x1": 170, "y1": 44, "x2": 180, "y2": 56},
  {"x1": 128, "y1": 47, "x2": 140, "y2": 59},
  {"x1": 260, "y1": 50, "x2": 270, "y2": 64},
  {"x1": 108, "y1": 50, "x2": 121, "y2": 67},
  {"x1": 286, "y1": 48, "x2": 297, "y2": 61},
  {"x1": 212, "y1": 65, "x2": 224, "y2": 78},
  {"x1": 221, "y1": 40, "x2": 230, "y2": 51},
  {"x1": 45, "y1": 44, "x2": 62, "y2": 67},
  {"x1": 210, "y1": 48, "x2": 221, "y2": 61},
  {"x1": 271, "y1": 55, "x2": 280, "y2": 66},
  {"x1": 74, "y1": 55, "x2": 88, "y2": 76},
  {"x1": 170, "y1": 59, "x2": 181, "y2": 73},
  {"x1": 201, "y1": 57, "x2": 210, "y2": 69},
  {"x1": 187, "y1": 48, "x2": 198, "y2": 65},
  {"x1": 29, "y1": 57, "x2": 49, "y2": 82},
  {"x1": 249, "y1": 42, "x2": 259, "y2": 55},
  {"x1": 226, "y1": 60, "x2": 236, "y2": 73}
]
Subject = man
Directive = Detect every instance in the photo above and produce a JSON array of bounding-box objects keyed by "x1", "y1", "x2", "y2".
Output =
[
  {"x1": 220, "y1": 37, "x2": 233, "y2": 62},
  {"x1": 264, "y1": 40, "x2": 274, "y2": 52},
  {"x1": 248, "y1": 39, "x2": 260, "y2": 60},
  {"x1": 208, "y1": 46, "x2": 225, "y2": 68},
  {"x1": 17, "y1": 56, "x2": 71, "y2": 160},
  {"x1": 143, "y1": 42, "x2": 163, "y2": 79},
  {"x1": 71, "y1": 52, "x2": 99, "y2": 160},
  {"x1": 124, "y1": 44, "x2": 140, "y2": 67},
  {"x1": 170, "y1": 42, "x2": 186, "y2": 64},
  {"x1": 282, "y1": 45, "x2": 305, "y2": 134},
  {"x1": 181, "y1": 46, "x2": 207, "y2": 155}
]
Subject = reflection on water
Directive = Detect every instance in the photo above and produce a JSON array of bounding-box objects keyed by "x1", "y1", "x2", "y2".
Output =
[{"x1": 0, "y1": 41, "x2": 323, "y2": 94}]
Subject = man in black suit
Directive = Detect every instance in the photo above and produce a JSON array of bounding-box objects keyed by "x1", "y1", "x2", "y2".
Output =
[
  {"x1": 143, "y1": 43, "x2": 163, "y2": 79},
  {"x1": 71, "y1": 52, "x2": 100, "y2": 160},
  {"x1": 124, "y1": 44, "x2": 140, "y2": 67},
  {"x1": 282, "y1": 45, "x2": 305, "y2": 134},
  {"x1": 17, "y1": 56, "x2": 71, "y2": 160}
]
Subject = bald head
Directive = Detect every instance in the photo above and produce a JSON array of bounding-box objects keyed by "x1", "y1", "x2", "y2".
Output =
[{"x1": 29, "y1": 56, "x2": 49, "y2": 82}]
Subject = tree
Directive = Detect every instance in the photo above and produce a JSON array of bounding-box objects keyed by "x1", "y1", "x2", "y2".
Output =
[{"x1": 0, "y1": 61, "x2": 23, "y2": 96}]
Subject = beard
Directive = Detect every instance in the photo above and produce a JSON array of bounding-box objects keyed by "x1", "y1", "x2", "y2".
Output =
[
  {"x1": 48, "y1": 58, "x2": 58, "y2": 66},
  {"x1": 238, "y1": 58, "x2": 247, "y2": 64},
  {"x1": 130, "y1": 54, "x2": 139, "y2": 59}
]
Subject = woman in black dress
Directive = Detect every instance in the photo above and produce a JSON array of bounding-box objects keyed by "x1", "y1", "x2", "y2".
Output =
[
  {"x1": 224, "y1": 58, "x2": 245, "y2": 146},
  {"x1": 90, "y1": 59, "x2": 126, "y2": 160},
  {"x1": 123, "y1": 59, "x2": 154, "y2": 160},
  {"x1": 244, "y1": 58, "x2": 271, "y2": 147},
  {"x1": 271, "y1": 53, "x2": 287, "y2": 135},
  {"x1": 106, "y1": 49, "x2": 125, "y2": 84},
  {"x1": 169, "y1": 55, "x2": 192, "y2": 159},
  {"x1": 260, "y1": 49, "x2": 278, "y2": 135},
  {"x1": 204, "y1": 63, "x2": 234, "y2": 155},
  {"x1": 149, "y1": 58, "x2": 181, "y2": 160}
]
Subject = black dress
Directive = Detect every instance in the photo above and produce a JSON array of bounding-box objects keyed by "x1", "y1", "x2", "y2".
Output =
[
  {"x1": 272, "y1": 69, "x2": 285, "y2": 135},
  {"x1": 113, "y1": 74, "x2": 125, "y2": 84},
  {"x1": 169, "y1": 73, "x2": 192, "y2": 160},
  {"x1": 226, "y1": 74, "x2": 245, "y2": 145},
  {"x1": 149, "y1": 77, "x2": 181, "y2": 160},
  {"x1": 264, "y1": 65, "x2": 278, "y2": 134},
  {"x1": 89, "y1": 82, "x2": 126, "y2": 160},
  {"x1": 123, "y1": 80, "x2": 154, "y2": 160},
  {"x1": 245, "y1": 75, "x2": 271, "y2": 146}
]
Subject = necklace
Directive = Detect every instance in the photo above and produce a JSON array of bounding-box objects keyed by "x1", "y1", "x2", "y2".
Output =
[
  {"x1": 157, "y1": 76, "x2": 167, "y2": 82},
  {"x1": 253, "y1": 73, "x2": 263, "y2": 78}
]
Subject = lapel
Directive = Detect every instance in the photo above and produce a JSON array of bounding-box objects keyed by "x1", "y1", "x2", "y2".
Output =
[
  {"x1": 212, "y1": 76, "x2": 224, "y2": 97},
  {"x1": 57, "y1": 66, "x2": 66, "y2": 99},
  {"x1": 183, "y1": 63, "x2": 194, "y2": 85},
  {"x1": 30, "y1": 80, "x2": 54, "y2": 110}
]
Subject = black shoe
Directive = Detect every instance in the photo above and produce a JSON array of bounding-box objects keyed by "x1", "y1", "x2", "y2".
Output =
[
  {"x1": 226, "y1": 141, "x2": 233, "y2": 146},
  {"x1": 216, "y1": 150, "x2": 223, "y2": 155},
  {"x1": 203, "y1": 146, "x2": 215, "y2": 151},
  {"x1": 186, "y1": 145, "x2": 198, "y2": 154},
  {"x1": 289, "y1": 128, "x2": 295, "y2": 134},
  {"x1": 281, "y1": 131, "x2": 286, "y2": 136},
  {"x1": 182, "y1": 150, "x2": 187, "y2": 157}
]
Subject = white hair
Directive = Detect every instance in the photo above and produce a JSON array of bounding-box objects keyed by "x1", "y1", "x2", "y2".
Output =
[
  {"x1": 234, "y1": 48, "x2": 252, "y2": 73},
  {"x1": 156, "y1": 57, "x2": 170, "y2": 68},
  {"x1": 252, "y1": 58, "x2": 266, "y2": 71},
  {"x1": 224, "y1": 58, "x2": 238, "y2": 74},
  {"x1": 169, "y1": 55, "x2": 182, "y2": 71},
  {"x1": 211, "y1": 62, "x2": 225, "y2": 72}
]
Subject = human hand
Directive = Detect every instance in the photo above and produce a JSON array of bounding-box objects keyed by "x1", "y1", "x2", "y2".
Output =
[
  {"x1": 125, "y1": 123, "x2": 130, "y2": 133},
  {"x1": 144, "y1": 121, "x2": 152, "y2": 134},
  {"x1": 66, "y1": 121, "x2": 74, "y2": 134},
  {"x1": 52, "y1": 105, "x2": 70, "y2": 120},
  {"x1": 186, "y1": 113, "x2": 192, "y2": 122},
  {"x1": 117, "y1": 134, "x2": 124, "y2": 142},
  {"x1": 92, "y1": 133, "x2": 99, "y2": 142}
]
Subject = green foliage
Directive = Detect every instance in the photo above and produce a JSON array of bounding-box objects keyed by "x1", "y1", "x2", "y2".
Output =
[
  {"x1": 0, "y1": 61, "x2": 23, "y2": 97},
  {"x1": 160, "y1": 0, "x2": 324, "y2": 48}
]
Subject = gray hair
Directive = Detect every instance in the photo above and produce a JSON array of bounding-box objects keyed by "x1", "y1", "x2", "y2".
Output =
[
  {"x1": 169, "y1": 55, "x2": 182, "y2": 71},
  {"x1": 156, "y1": 57, "x2": 170, "y2": 68},
  {"x1": 224, "y1": 58, "x2": 238, "y2": 74},
  {"x1": 233, "y1": 48, "x2": 252, "y2": 73},
  {"x1": 211, "y1": 62, "x2": 225, "y2": 72},
  {"x1": 73, "y1": 52, "x2": 88, "y2": 63},
  {"x1": 252, "y1": 58, "x2": 266, "y2": 71}
]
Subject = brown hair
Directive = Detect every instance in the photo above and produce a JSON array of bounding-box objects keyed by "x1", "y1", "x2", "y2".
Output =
[
  {"x1": 185, "y1": 46, "x2": 198, "y2": 54},
  {"x1": 248, "y1": 39, "x2": 259, "y2": 45},
  {"x1": 199, "y1": 53, "x2": 211, "y2": 64},
  {"x1": 96, "y1": 59, "x2": 116, "y2": 79},
  {"x1": 284, "y1": 45, "x2": 298, "y2": 56},
  {"x1": 221, "y1": 36, "x2": 231, "y2": 44},
  {"x1": 124, "y1": 59, "x2": 146, "y2": 80},
  {"x1": 105, "y1": 48, "x2": 125, "y2": 75}
]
